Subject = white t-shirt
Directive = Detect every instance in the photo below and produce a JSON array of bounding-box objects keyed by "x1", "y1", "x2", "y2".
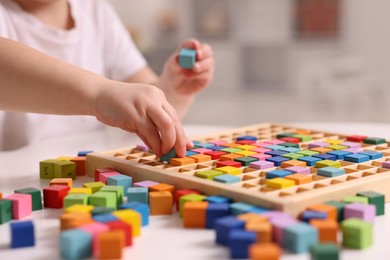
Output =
[{"x1": 0, "y1": 0, "x2": 146, "y2": 150}]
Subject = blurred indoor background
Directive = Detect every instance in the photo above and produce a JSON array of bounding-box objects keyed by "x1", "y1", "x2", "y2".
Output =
[{"x1": 107, "y1": 0, "x2": 390, "y2": 126}]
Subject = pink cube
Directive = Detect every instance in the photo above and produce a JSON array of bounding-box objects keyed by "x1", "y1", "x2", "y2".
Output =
[
  {"x1": 341, "y1": 141, "x2": 361, "y2": 149},
  {"x1": 344, "y1": 203, "x2": 376, "y2": 223},
  {"x1": 382, "y1": 161, "x2": 390, "y2": 169},
  {"x1": 263, "y1": 211, "x2": 292, "y2": 221},
  {"x1": 308, "y1": 142, "x2": 329, "y2": 149},
  {"x1": 80, "y1": 222, "x2": 110, "y2": 256},
  {"x1": 285, "y1": 166, "x2": 311, "y2": 175},
  {"x1": 136, "y1": 144, "x2": 149, "y2": 152},
  {"x1": 265, "y1": 139, "x2": 285, "y2": 145},
  {"x1": 133, "y1": 180, "x2": 159, "y2": 189},
  {"x1": 253, "y1": 142, "x2": 270, "y2": 148},
  {"x1": 249, "y1": 153, "x2": 272, "y2": 160},
  {"x1": 270, "y1": 217, "x2": 297, "y2": 246},
  {"x1": 5, "y1": 193, "x2": 32, "y2": 219},
  {"x1": 191, "y1": 148, "x2": 213, "y2": 154},
  {"x1": 99, "y1": 171, "x2": 120, "y2": 184},
  {"x1": 343, "y1": 148, "x2": 362, "y2": 154},
  {"x1": 250, "y1": 147, "x2": 272, "y2": 153},
  {"x1": 249, "y1": 160, "x2": 274, "y2": 170}
]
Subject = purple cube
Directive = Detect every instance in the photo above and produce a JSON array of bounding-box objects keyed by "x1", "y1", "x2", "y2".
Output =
[
  {"x1": 270, "y1": 217, "x2": 297, "y2": 246},
  {"x1": 344, "y1": 203, "x2": 376, "y2": 223},
  {"x1": 308, "y1": 142, "x2": 329, "y2": 149},
  {"x1": 341, "y1": 141, "x2": 361, "y2": 149},
  {"x1": 133, "y1": 180, "x2": 159, "y2": 189},
  {"x1": 382, "y1": 161, "x2": 390, "y2": 169},
  {"x1": 285, "y1": 166, "x2": 311, "y2": 175},
  {"x1": 136, "y1": 144, "x2": 149, "y2": 152},
  {"x1": 249, "y1": 160, "x2": 274, "y2": 170}
]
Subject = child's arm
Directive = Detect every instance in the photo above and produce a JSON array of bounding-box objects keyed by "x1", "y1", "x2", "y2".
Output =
[
  {"x1": 0, "y1": 37, "x2": 186, "y2": 157},
  {"x1": 125, "y1": 38, "x2": 214, "y2": 118}
]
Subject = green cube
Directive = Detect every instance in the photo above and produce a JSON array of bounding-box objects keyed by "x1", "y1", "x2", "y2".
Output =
[
  {"x1": 310, "y1": 243, "x2": 339, "y2": 260},
  {"x1": 39, "y1": 159, "x2": 58, "y2": 179},
  {"x1": 233, "y1": 156, "x2": 258, "y2": 166},
  {"x1": 293, "y1": 134, "x2": 312, "y2": 142},
  {"x1": 100, "y1": 186, "x2": 124, "y2": 206},
  {"x1": 315, "y1": 160, "x2": 341, "y2": 168},
  {"x1": 281, "y1": 153, "x2": 304, "y2": 160},
  {"x1": 194, "y1": 170, "x2": 223, "y2": 180},
  {"x1": 220, "y1": 148, "x2": 242, "y2": 154},
  {"x1": 297, "y1": 150, "x2": 319, "y2": 157},
  {"x1": 343, "y1": 195, "x2": 368, "y2": 204},
  {"x1": 276, "y1": 133, "x2": 295, "y2": 139},
  {"x1": 357, "y1": 191, "x2": 385, "y2": 216},
  {"x1": 179, "y1": 194, "x2": 206, "y2": 218},
  {"x1": 15, "y1": 187, "x2": 42, "y2": 211},
  {"x1": 0, "y1": 200, "x2": 12, "y2": 224},
  {"x1": 325, "y1": 200, "x2": 348, "y2": 222},
  {"x1": 280, "y1": 142, "x2": 300, "y2": 148},
  {"x1": 83, "y1": 182, "x2": 105, "y2": 193},
  {"x1": 64, "y1": 194, "x2": 89, "y2": 208},
  {"x1": 53, "y1": 160, "x2": 76, "y2": 180},
  {"x1": 341, "y1": 218, "x2": 372, "y2": 249},
  {"x1": 89, "y1": 191, "x2": 117, "y2": 209},
  {"x1": 91, "y1": 206, "x2": 115, "y2": 215},
  {"x1": 363, "y1": 137, "x2": 386, "y2": 145}
]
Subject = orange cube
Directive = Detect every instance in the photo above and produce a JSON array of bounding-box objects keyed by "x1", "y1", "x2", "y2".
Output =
[
  {"x1": 50, "y1": 178, "x2": 73, "y2": 188},
  {"x1": 98, "y1": 230, "x2": 125, "y2": 259},
  {"x1": 307, "y1": 204, "x2": 337, "y2": 221},
  {"x1": 149, "y1": 183, "x2": 175, "y2": 194},
  {"x1": 246, "y1": 220, "x2": 272, "y2": 243},
  {"x1": 281, "y1": 160, "x2": 306, "y2": 168},
  {"x1": 189, "y1": 154, "x2": 212, "y2": 163},
  {"x1": 309, "y1": 219, "x2": 339, "y2": 244},
  {"x1": 285, "y1": 173, "x2": 313, "y2": 185},
  {"x1": 237, "y1": 213, "x2": 268, "y2": 223},
  {"x1": 310, "y1": 147, "x2": 333, "y2": 154},
  {"x1": 222, "y1": 143, "x2": 240, "y2": 148},
  {"x1": 170, "y1": 157, "x2": 195, "y2": 166},
  {"x1": 0, "y1": 192, "x2": 2, "y2": 199},
  {"x1": 70, "y1": 157, "x2": 87, "y2": 176},
  {"x1": 149, "y1": 191, "x2": 173, "y2": 215},
  {"x1": 60, "y1": 212, "x2": 93, "y2": 231},
  {"x1": 183, "y1": 201, "x2": 208, "y2": 228},
  {"x1": 219, "y1": 154, "x2": 243, "y2": 161},
  {"x1": 249, "y1": 243, "x2": 281, "y2": 260}
]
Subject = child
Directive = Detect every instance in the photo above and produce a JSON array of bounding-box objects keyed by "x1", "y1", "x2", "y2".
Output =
[{"x1": 0, "y1": 0, "x2": 215, "y2": 157}]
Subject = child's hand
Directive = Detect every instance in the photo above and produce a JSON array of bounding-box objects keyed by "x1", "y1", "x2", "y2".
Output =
[
  {"x1": 93, "y1": 81, "x2": 187, "y2": 158},
  {"x1": 160, "y1": 38, "x2": 215, "y2": 96}
]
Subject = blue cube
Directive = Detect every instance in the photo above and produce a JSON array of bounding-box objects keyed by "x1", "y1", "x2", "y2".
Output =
[
  {"x1": 107, "y1": 174, "x2": 132, "y2": 194},
  {"x1": 60, "y1": 229, "x2": 92, "y2": 259},
  {"x1": 266, "y1": 169, "x2": 293, "y2": 179},
  {"x1": 77, "y1": 150, "x2": 93, "y2": 156},
  {"x1": 358, "y1": 150, "x2": 383, "y2": 160},
  {"x1": 301, "y1": 210, "x2": 327, "y2": 222},
  {"x1": 313, "y1": 154, "x2": 337, "y2": 161},
  {"x1": 205, "y1": 195, "x2": 233, "y2": 204},
  {"x1": 126, "y1": 187, "x2": 148, "y2": 204},
  {"x1": 344, "y1": 154, "x2": 370, "y2": 163},
  {"x1": 10, "y1": 221, "x2": 35, "y2": 248},
  {"x1": 317, "y1": 167, "x2": 345, "y2": 177},
  {"x1": 215, "y1": 216, "x2": 245, "y2": 245},
  {"x1": 120, "y1": 201, "x2": 149, "y2": 226},
  {"x1": 230, "y1": 202, "x2": 255, "y2": 216},
  {"x1": 284, "y1": 222, "x2": 318, "y2": 253},
  {"x1": 280, "y1": 147, "x2": 301, "y2": 153},
  {"x1": 266, "y1": 156, "x2": 290, "y2": 166},
  {"x1": 265, "y1": 150, "x2": 287, "y2": 157},
  {"x1": 209, "y1": 146, "x2": 226, "y2": 151},
  {"x1": 327, "y1": 150, "x2": 352, "y2": 160},
  {"x1": 93, "y1": 213, "x2": 119, "y2": 223},
  {"x1": 213, "y1": 174, "x2": 241, "y2": 184},
  {"x1": 298, "y1": 156, "x2": 322, "y2": 166},
  {"x1": 179, "y1": 48, "x2": 196, "y2": 69},
  {"x1": 206, "y1": 203, "x2": 230, "y2": 229},
  {"x1": 248, "y1": 206, "x2": 269, "y2": 214},
  {"x1": 236, "y1": 135, "x2": 257, "y2": 141},
  {"x1": 228, "y1": 230, "x2": 257, "y2": 259},
  {"x1": 160, "y1": 148, "x2": 176, "y2": 163},
  {"x1": 194, "y1": 142, "x2": 214, "y2": 148},
  {"x1": 186, "y1": 151, "x2": 197, "y2": 157}
]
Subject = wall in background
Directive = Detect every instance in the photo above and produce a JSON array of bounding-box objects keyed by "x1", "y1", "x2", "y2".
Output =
[{"x1": 107, "y1": 0, "x2": 390, "y2": 126}]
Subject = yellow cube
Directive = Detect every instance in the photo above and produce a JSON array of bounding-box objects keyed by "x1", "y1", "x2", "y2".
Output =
[
  {"x1": 56, "y1": 156, "x2": 74, "y2": 161},
  {"x1": 69, "y1": 187, "x2": 92, "y2": 195},
  {"x1": 112, "y1": 209, "x2": 141, "y2": 237},
  {"x1": 326, "y1": 145, "x2": 348, "y2": 150},
  {"x1": 214, "y1": 166, "x2": 241, "y2": 175},
  {"x1": 266, "y1": 178, "x2": 295, "y2": 189},
  {"x1": 236, "y1": 145, "x2": 257, "y2": 150},
  {"x1": 234, "y1": 150, "x2": 257, "y2": 157},
  {"x1": 324, "y1": 139, "x2": 343, "y2": 145},
  {"x1": 64, "y1": 204, "x2": 94, "y2": 213}
]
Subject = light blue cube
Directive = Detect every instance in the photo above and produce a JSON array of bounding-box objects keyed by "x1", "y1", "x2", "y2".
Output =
[
  {"x1": 284, "y1": 222, "x2": 318, "y2": 253},
  {"x1": 230, "y1": 202, "x2": 255, "y2": 216},
  {"x1": 60, "y1": 229, "x2": 92, "y2": 259},
  {"x1": 344, "y1": 154, "x2": 370, "y2": 163},
  {"x1": 120, "y1": 201, "x2": 149, "y2": 226},
  {"x1": 179, "y1": 48, "x2": 196, "y2": 69},
  {"x1": 317, "y1": 167, "x2": 345, "y2": 177},
  {"x1": 107, "y1": 174, "x2": 132, "y2": 195},
  {"x1": 358, "y1": 150, "x2": 383, "y2": 160},
  {"x1": 205, "y1": 195, "x2": 233, "y2": 204},
  {"x1": 126, "y1": 187, "x2": 148, "y2": 204},
  {"x1": 213, "y1": 174, "x2": 241, "y2": 184}
]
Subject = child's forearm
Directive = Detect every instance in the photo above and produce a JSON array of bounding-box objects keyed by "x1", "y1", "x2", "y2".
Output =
[{"x1": 0, "y1": 37, "x2": 103, "y2": 115}]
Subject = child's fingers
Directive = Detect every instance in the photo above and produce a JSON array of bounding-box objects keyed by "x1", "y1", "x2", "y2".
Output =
[
  {"x1": 186, "y1": 137, "x2": 194, "y2": 149},
  {"x1": 163, "y1": 102, "x2": 187, "y2": 157},
  {"x1": 138, "y1": 117, "x2": 162, "y2": 157},
  {"x1": 136, "y1": 132, "x2": 152, "y2": 151},
  {"x1": 148, "y1": 106, "x2": 176, "y2": 156},
  {"x1": 181, "y1": 38, "x2": 201, "y2": 51},
  {"x1": 197, "y1": 44, "x2": 213, "y2": 60},
  {"x1": 194, "y1": 57, "x2": 214, "y2": 74}
]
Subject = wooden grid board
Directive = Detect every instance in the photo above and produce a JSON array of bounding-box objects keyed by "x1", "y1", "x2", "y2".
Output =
[{"x1": 86, "y1": 123, "x2": 390, "y2": 217}]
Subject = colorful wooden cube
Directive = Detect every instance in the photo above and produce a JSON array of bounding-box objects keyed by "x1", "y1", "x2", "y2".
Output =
[
  {"x1": 160, "y1": 147, "x2": 176, "y2": 162},
  {"x1": 213, "y1": 174, "x2": 241, "y2": 184},
  {"x1": 70, "y1": 156, "x2": 87, "y2": 176},
  {"x1": 284, "y1": 222, "x2": 318, "y2": 253},
  {"x1": 228, "y1": 230, "x2": 257, "y2": 259},
  {"x1": 60, "y1": 229, "x2": 92, "y2": 259},
  {"x1": 107, "y1": 174, "x2": 132, "y2": 194},
  {"x1": 265, "y1": 156, "x2": 290, "y2": 166},
  {"x1": 50, "y1": 178, "x2": 73, "y2": 188},
  {"x1": 249, "y1": 160, "x2": 274, "y2": 170},
  {"x1": 343, "y1": 195, "x2": 368, "y2": 204},
  {"x1": 309, "y1": 219, "x2": 339, "y2": 244},
  {"x1": 15, "y1": 187, "x2": 42, "y2": 211},
  {"x1": 53, "y1": 160, "x2": 76, "y2": 179},
  {"x1": 363, "y1": 137, "x2": 386, "y2": 145},
  {"x1": 119, "y1": 201, "x2": 149, "y2": 226},
  {"x1": 112, "y1": 209, "x2": 141, "y2": 237},
  {"x1": 189, "y1": 153, "x2": 212, "y2": 163},
  {"x1": 183, "y1": 201, "x2": 208, "y2": 228},
  {"x1": 126, "y1": 187, "x2": 148, "y2": 204},
  {"x1": 79, "y1": 222, "x2": 110, "y2": 257},
  {"x1": 106, "y1": 220, "x2": 132, "y2": 247},
  {"x1": 230, "y1": 202, "x2": 256, "y2": 216},
  {"x1": 93, "y1": 213, "x2": 119, "y2": 223},
  {"x1": 148, "y1": 191, "x2": 173, "y2": 216},
  {"x1": 194, "y1": 170, "x2": 223, "y2": 180},
  {"x1": 99, "y1": 171, "x2": 120, "y2": 184},
  {"x1": 0, "y1": 199, "x2": 12, "y2": 224},
  {"x1": 83, "y1": 181, "x2": 105, "y2": 193},
  {"x1": 39, "y1": 159, "x2": 57, "y2": 179},
  {"x1": 205, "y1": 195, "x2": 232, "y2": 204},
  {"x1": 270, "y1": 217, "x2": 297, "y2": 246},
  {"x1": 298, "y1": 156, "x2": 321, "y2": 166},
  {"x1": 215, "y1": 216, "x2": 245, "y2": 245},
  {"x1": 133, "y1": 180, "x2": 159, "y2": 189},
  {"x1": 246, "y1": 221, "x2": 272, "y2": 244},
  {"x1": 89, "y1": 191, "x2": 117, "y2": 209},
  {"x1": 317, "y1": 167, "x2": 345, "y2": 178},
  {"x1": 10, "y1": 220, "x2": 35, "y2": 248},
  {"x1": 60, "y1": 212, "x2": 93, "y2": 231},
  {"x1": 69, "y1": 187, "x2": 92, "y2": 195},
  {"x1": 95, "y1": 168, "x2": 115, "y2": 181},
  {"x1": 174, "y1": 189, "x2": 201, "y2": 211},
  {"x1": 5, "y1": 193, "x2": 32, "y2": 219},
  {"x1": 301, "y1": 211, "x2": 327, "y2": 222},
  {"x1": 357, "y1": 191, "x2": 385, "y2": 216},
  {"x1": 285, "y1": 173, "x2": 313, "y2": 185},
  {"x1": 170, "y1": 157, "x2": 196, "y2": 166},
  {"x1": 266, "y1": 178, "x2": 295, "y2": 189},
  {"x1": 325, "y1": 201, "x2": 347, "y2": 222},
  {"x1": 310, "y1": 243, "x2": 339, "y2": 260},
  {"x1": 307, "y1": 204, "x2": 338, "y2": 221},
  {"x1": 341, "y1": 218, "x2": 372, "y2": 249},
  {"x1": 344, "y1": 203, "x2": 376, "y2": 223},
  {"x1": 249, "y1": 243, "x2": 281, "y2": 260},
  {"x1": 100, "y1": 185, "x2": 124, "y2": 206},
  {"x1": 179, "y1": 48, "x2": 196, "y2": 69},
  {"x1": 205, "y1": 203, "x2": 230, "y2": 229},
  {"x1": 179, "y1": 193, "x2": 206, "y2": 217},
  {"x1": 344, "y1": 153, "x2": 370, "y2": 163},
  {"x1": 64, "y1": 204, "x2": 94, "y2": 214},
  {"x1": 64, "y1": 194, "x2": 89, "y2": 208},
  {"x1": 266, "y1": 169, "x2": 293, "y2": 179}
]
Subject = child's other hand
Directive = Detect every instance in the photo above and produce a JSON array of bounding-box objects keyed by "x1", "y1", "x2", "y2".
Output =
[
  {"x1": 161, "y1": 38, "x2": 215, "y2": 96},
  {"x1": 93, "y1": 81, "x2": 187, "y2": 158}
]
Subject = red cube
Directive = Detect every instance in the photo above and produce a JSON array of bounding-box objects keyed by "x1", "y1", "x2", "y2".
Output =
[
  {"x1": 43, "y1": 185, "x2": 70, "y2": 208},
  {"x1": 204, "y1": 151, "x2": 227, "y2": 160}
]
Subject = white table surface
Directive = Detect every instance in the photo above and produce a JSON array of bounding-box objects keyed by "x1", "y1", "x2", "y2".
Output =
[{"x1": 1, "y1": 122, "x2": 390, "y2": 260}]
